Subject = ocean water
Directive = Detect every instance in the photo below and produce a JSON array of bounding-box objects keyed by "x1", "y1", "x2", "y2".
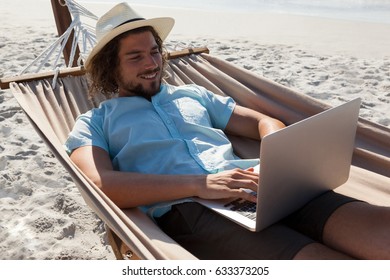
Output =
[{"x1": 82, "y1": 0, "x2": 390, "y2": 24}]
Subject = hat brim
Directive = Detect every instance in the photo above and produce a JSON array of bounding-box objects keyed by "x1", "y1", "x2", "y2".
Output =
[{"x1": 85, "y1": 17, "x2": 175, "y2": 67}]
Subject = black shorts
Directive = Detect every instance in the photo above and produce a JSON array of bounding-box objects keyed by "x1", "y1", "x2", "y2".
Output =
[{"x1": 156, "y1": 191, "x2": 357, "y2": 259}]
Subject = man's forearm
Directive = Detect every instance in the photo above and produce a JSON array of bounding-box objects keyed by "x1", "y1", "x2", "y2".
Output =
[
  {"x1": 95, "y1": 170, "x2": 203, "y2": 208},
  {"x1": 71, "y1": 146, "x2": 259, "y2": 209}
]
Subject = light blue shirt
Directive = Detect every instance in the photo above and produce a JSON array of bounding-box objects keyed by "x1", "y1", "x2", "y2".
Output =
[{"x1": 65, "y1": 84, "x2": 259, "y2": 217}]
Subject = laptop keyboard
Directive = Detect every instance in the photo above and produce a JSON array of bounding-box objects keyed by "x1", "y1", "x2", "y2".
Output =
[{"x1": 224, "y1": 198, "x2": 257, "y2": 221}]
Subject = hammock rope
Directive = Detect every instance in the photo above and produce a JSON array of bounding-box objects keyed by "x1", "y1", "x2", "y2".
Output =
[{"x1": 20, "y1": 0, "x2": 98, "y2": 77}]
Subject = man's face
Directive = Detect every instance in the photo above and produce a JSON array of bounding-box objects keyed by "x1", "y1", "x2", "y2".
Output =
[{"x1": 116, "y1": 31, "x2": 163, "y2": 99}]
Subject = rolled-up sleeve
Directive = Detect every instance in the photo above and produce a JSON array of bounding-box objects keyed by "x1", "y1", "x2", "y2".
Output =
[{"x1": 64, "y1": 110, "x2": 108, "y2": 154}]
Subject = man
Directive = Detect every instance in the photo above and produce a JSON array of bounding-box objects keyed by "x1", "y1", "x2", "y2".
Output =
[{"x1": 65, "y1": 3, "x2": 390, "y2": 259}]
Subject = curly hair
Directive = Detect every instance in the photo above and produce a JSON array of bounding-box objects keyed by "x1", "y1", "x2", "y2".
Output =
[{"x1": 86, "y1": 26, "x2": 166, "y2": 99}]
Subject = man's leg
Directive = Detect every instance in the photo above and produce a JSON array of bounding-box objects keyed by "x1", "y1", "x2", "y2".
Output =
[
  {"x1": 322, "y1": 201, "x2": 390, "y2": 259},
  {"x1": 156, "y1": 202, "x2": 352, "y2": 259},
  {"x1": 293, "y1": 243, "x2": 353, "y2": 259}
]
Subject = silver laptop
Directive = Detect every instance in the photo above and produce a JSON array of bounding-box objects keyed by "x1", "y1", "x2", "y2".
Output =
[{"x1": 193, "y1": 98, "x2": 361, "y2": 232}]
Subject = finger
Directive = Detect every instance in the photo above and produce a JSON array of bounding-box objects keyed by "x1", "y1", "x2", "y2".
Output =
[
  {"x1": 236, "y1": 171, "x2": 259, "y2": 184},
  {"x1": 228, "y1": 178, "x2": 258, "y2": 192},
  {"x1": 244, "y1": 192, "x2": 257, "y2": 203},
  {"x1": 231, "y1": 168, "x2": 259, "y2": 177},
  {"x1": 229, "y1": 188, "x2": 257, "y2": 203}
]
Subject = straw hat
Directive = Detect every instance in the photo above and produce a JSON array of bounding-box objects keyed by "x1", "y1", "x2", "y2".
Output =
[{"x1": 85, "y1": 2, "x2": 175, "y2": 67}]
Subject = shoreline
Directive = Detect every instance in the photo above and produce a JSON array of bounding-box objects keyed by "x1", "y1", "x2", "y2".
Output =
[{"x1": 79, "y1": 2, "x2": 390, "y2": 60}]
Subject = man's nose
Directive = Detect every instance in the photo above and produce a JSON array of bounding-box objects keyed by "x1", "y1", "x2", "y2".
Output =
[{"x1": 144, "y1": 54, "x2": 158, "y2": 69}]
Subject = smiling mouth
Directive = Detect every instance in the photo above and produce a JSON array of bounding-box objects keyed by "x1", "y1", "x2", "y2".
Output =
[
  {"x1": 140, "y1": 72, "x2": 158, "y2": 79},
  {"x1": 139, "y1": 68, "x2": 160, "y2": 80}
]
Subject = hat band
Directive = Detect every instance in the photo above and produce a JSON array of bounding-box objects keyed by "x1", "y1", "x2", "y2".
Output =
[{"x1": 117, "y1": 17, "x2": 146, "y2": 28}]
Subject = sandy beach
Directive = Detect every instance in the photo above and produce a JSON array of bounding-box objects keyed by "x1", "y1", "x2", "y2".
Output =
[{"x1": 0, "y1": 0, "x2": 389, "y2": 260}]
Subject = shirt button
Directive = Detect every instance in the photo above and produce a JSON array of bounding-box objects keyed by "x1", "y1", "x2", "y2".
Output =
[{"x1": 166, "y1": 120, "x2": 172, "y2": 125}]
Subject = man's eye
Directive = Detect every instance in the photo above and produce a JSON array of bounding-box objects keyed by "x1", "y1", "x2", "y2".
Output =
[{"x1": 129, "y1": 56, "x2": 141, "y2": 61}]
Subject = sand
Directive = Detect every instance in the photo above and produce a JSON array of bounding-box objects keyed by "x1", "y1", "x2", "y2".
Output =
[{"x1": 0, "y1": 0, "x2": 389, "y2": 259}]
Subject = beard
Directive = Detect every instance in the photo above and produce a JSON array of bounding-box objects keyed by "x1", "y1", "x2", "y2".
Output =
[{"x1": 118, "y1": 68, "x2": 162, "y2": 100}]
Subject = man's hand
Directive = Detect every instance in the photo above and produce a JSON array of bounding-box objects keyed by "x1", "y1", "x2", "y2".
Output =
[{"x1": 196, "y1": 168, "x2": 258, "y2": 203}]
